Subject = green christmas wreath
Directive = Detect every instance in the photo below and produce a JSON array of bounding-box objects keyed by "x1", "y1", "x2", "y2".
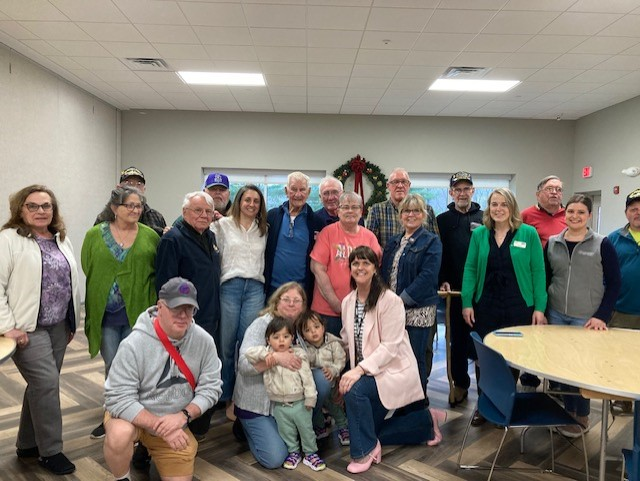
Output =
[{"x1": 333, "y1": 155, "x2": 388, "y2": 211}]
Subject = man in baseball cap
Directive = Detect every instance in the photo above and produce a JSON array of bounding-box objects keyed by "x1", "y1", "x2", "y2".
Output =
[{"x1": 203, "y1": 172, "x2": 231, "y2": 216}]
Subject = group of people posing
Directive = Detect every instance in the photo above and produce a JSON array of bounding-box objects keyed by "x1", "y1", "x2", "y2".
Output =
[{"x1": 1, "y1": 165, "x2": 639, "y2": 481}]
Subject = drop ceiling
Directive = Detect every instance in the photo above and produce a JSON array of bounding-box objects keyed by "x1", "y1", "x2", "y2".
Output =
[{"x1": 1, "y1": 0, "x2": 640, "y2": 119}]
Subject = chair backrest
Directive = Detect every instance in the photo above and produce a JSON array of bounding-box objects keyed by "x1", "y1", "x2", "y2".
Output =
[{"x1": 471, "y1": 332, "x2": 517, "y2": 423}]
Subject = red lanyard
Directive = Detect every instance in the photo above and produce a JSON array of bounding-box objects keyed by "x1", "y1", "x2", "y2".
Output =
[{"x1": 153, "y1": 318, "x2": 196, "y2": 392}]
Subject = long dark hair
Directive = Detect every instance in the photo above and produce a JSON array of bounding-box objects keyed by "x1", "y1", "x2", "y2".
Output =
[
  {"x1": 230, "y1": 184, "x2": 268, "y2": 236},
  {"x1": 2, "y1": 184, "x2": 67, "y2": 240},
  {"x1": 349, "y1": 246, "x2": 387, "y2": 312}
]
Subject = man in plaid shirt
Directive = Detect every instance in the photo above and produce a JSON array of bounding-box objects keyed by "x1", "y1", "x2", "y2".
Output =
[{"x1": 366, "y1": 168, "x2": 439, "y2": 248}]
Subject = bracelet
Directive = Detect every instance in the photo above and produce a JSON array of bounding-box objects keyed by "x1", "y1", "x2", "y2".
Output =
[{"x1": 181, "y1": 409, "x2": 191, "y2": 424}]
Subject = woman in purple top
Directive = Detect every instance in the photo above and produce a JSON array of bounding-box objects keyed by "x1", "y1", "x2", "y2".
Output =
[{"x1": 0, "y1": 185, "x2": 81, "y2": 476}]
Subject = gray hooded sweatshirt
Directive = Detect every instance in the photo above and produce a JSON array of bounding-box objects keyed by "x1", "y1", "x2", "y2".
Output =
[{"x1": 105, "y1": 306, "x2": 222, "y2": 423}]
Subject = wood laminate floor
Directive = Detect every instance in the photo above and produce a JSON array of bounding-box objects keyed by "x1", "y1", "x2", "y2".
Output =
[{"x1": 0, "y1": 322, "x2": 634, "y2": 481}]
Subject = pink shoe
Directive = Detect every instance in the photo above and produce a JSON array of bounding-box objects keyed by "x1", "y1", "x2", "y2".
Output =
[
  {"x1": 346, "y1": 440, "x2": 382, "y2": 473},
  {"x1": 427, "y1": 408, "x2": 447, "y2": 446}
]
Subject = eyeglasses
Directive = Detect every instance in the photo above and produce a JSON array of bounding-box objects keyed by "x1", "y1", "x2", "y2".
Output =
[
  {"x1": 120, "y1": 203, "x2": 143, "y2": 212},
  {"x1": 542, "y1": 186, "x2": 563, "y2": 194},
  {"x1": 24, "y1": 202, "x2": 53, "y2": 212},
  {"x1": 166, "y1": 304, "x2": 197, "y2": 317},
  {"x1": 401, "y1": 208, "x2": 422, "y2": 216},
  {"x1": 187, "y1": 207, "x2": 214, "y2": 217},
  {"x1": 453, "y1": 187, "x2": 473, "y2": 194},
  {"x1": 122, "y1": 180, "x2": 144, "y2": 188},
  {"x1": 280, "y1": 297, "x2": 303, "y2": 305},
  {"x1": 388, "y1": 179, "x2": 410, "y2": 186},
  {"x1": 339, "y1": 204, "x2": 362, "y2": 211}
]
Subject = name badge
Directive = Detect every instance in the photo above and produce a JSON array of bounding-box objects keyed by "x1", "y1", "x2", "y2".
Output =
[{"x1": 513, "y1": 240, "x2": 527, "y2": 248}]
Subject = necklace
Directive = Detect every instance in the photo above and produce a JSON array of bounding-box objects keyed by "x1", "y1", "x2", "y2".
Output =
[{"x1": 113, "y1": 222, "x2": 136, "y2": 248}]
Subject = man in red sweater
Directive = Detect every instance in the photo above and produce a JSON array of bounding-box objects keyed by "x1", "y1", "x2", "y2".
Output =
[{"x1": 521, "y1": 175, "x2": 566, "y2": 247}]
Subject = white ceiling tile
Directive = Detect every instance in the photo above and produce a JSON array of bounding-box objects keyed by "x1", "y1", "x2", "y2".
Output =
[
  {"x1": 264, "y1": 74, "x2": 306, "y2": 86},
  {"x1": 453, "y1": 51, "x2": 509, "y2": 67},
  {"x1": 551, "y1": 82, "x2": 599, "y2": 93},
  {"x1": 425, "y1": 10, "x2": 496, "y2": 33},
  {"x1": 395, "y1": 65, "x2": 443, "y2": 79},
  {"x1": 592, "y1": 54, "x2": 640, "y2": 70},
  {"x1": 340, "y1": 106, "x2": 375, "y2": 114},
  {"x1": 366, "y1": 7, "x2": 433, "y2": 32},
  {"x1": 193, "y1": 26, "x2": 251, "y2": 45},
  {"x1": 526, "y1": 69, "x2": 583, "y2": 82},
  {"x1": 540, "y1": 12, "x2": 623, "y2": 36},
  {"x1": 50, "y1": 0, "x2": 128, "y2": 22},
  {"x1": 78, "y1": 23, "x2": 146, "y2": 42},
  {"x1": 250, "y1": 28, "x2": 306, "y2": 47},
  {"x1": 0, "y1": 0, "x2": 66, "y2": 21},
  {"x1": 47, "y1": 40, "x2": 111, "y2": 56},
  {"x1": 191, "y1": 88, "x2": 234, "y2": 100},
  {"x1": 178, "y1": 2, "x2": 246, "y2": 27},
  {"x1": 100, "y1": 42, "x2": 160, "y2": 58},
  {"x1": 382, "y1": 90, "x2": 422, "y2": 102},
  {"x1": 356, "y1": 48, "x2": 408, "y2": 64},
  {"x1": 598, "y1": 14, "x2": 640, "y2": 36},
  {"x1": 162, "y1": 92, "x2": 208, "y2": 109},
  {"x1": 621, "y1": 42, "x2": 640, "y2": 55},
  {"x1": 413, "y1": 32, "x2": 474, "y2": 51},
  {"x1": 348, "y1": 77, "x2": 392, "y2": 88},
  {"x1": 388, "y1": 77, "x2": 428, "y2": 89},
  {"x1": 46, "y1": 55, "x2": 83, "y2": 69},
  {"x1": 255, "y1": 46, "x2": 305, "y2": 62},
  {"x1": 112, "y1": 0, "x2": 188, "y2": 26},
  {"x1": 307, "y1": 29, "x2": 363, "y2": 48},
  {"x1": 124, "y1": 92, "x2": 174, "y2": 108},
  {"x1": 212, "y1": 60, "x2": 262, "y2": 72},
  {"x1": 98, "y1": 70, "x2": 144, "y2": 82},
  {"x1": 18, "y1": 21, "x2": 92, "y2": 41},
  {"x1": 510, "y1": 81, "x2": 559, "y2": 94},
  {"x1": 148, "y1": 82, "x2": 192, "y2": 93},
  {"x1": 230, "y1": 87, "x2": 270, "y2": 101},
  {"x1": 135, "y1": 71, "x2": 182, "y2": 83},
  {"x1": 373, "y1": 0, "x2": 438, "y2": 7},
  {"x1": 612, "y1": 70, "x2": 640, "y2": 83},
  {"x1": 136, "y1": 25, "x2": 199, "y2": 44},
  {"x1": 439, "y1": 99, "x2": 491, "y2": 116},
  {"x1": 483, "y1": 68, "x2": 536, "y2": 80},
  {"x1": 535, "y1": 91, "x2": 579, "y2": 103},
  {"x1": 274, "y1": 104, "x2": 307, "y2": 113},
  {"x1": 20, "y1": 39, "x2": 64, "y2": 55},
  {"x1": 156, "y1": 44, "x2": 209, "y2": 60},
  {"x1": 243, "y1": 4, "x2": 305, "y2": 28},
  {"x1": 466, "y1": 34, "x2": 532, "y2": 53},
  {"x1": 373, "y1": 103, "x2": 411, "y2": 114},
  {"x1": 268, "y1": 86, "x2": 306, "y2": 95},
  {"x1": 238, "y1": 103, "x2": 274, "y2": 112},
  {"x1": 307, "y1": 6, "x2": 370, "y2": 30},
  {"x1": 204, "y1": 45, "x2": 257, "y2": 61},
  {"x1": 546, "y1": 53, "x2": 610, "y2": 69},
  {"x1": 504, "y1": 0, "x2": 575, "y2": 11},
  {"x1": 166, "y1": 59, "x2": 216, "y2": 70},
  {"x1": 482, "y1": 11, "x2": 560, "y2": 35},
  {"x1": 438, "y1": 0, "x2": 505, "y2": 9},
  {"x1": 568, "y1": 0, "x2": 640, "y2": 14},
  {"x1": 0, "y1": 20, "x2": 39, "y2": 39},
  {"x1": 70, "y1": 68, "x2": 109, "y2": 83},
  {"x1": 570, "y1": 69, "x2": 630, "y2": 82},
  {"x1": 307, "y1": 96, "x2": 342, "y2": 107},
  {"x1": 345, "y1": 87, "x2": 386, "y2": 97},
  {"x1": 500, "y1": 52, "x2": 560, "y2": 68},
  {"x1": 70, "y1": 56, "x2": 127, "y2": 70},
  {"x1": 308, "y1": 47, "x2": 357, "y2": 63},
  {"x1": 261, "y1": 62, "x2": 306, "y2": 75},
  {"x1": 308, "y1": 104, "x2": 341, "y2": 114},
  {"x1": 308, "y1": 76, "x2": 350, "y2": 87},
  {"x1": 270, "y1": 96, "x2": 306, "y2": 105},
  {"x1": 307, "y1": 63, "x2": 353, "y2": 76},
  {"x1": 203, "y1": 102, "x2": 241, "y2": 111},
  {"x1": 403, "y1": 50, "x2": 457, "y2": 66},
  {"x1": 308, "y1": 86, "x2": 346, "y2": 96},
  {"x1": 518, "y1": 35, "x2": 588, "y2": 54},
  {"x1": 351, "y1": 64, "x2": 399, "y2": 77},
  {"x1": 361, "y1": 31, "x2": 420, "y2": 50},
  {"x1": 570, "y1": 36, "x2": 639, "y2": 55}
]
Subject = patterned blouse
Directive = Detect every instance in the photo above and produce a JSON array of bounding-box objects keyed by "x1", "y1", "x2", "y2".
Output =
[
  {"x1": 100, "y1": 223, "x2": 130, "y2": 319},
  {"x1": 354, "y1": 299, "x2": 366, "y2": 364},
  {"x1": 36, "y1": 236, "x2": 71, "y2": 327}
]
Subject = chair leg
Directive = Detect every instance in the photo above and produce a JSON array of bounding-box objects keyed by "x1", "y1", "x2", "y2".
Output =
[
  {"x1": 520, "y1": 426, "x2": 531, "y2": 454},
  {"x1": 457, "y1": 404, "x2": 476, "y2": 468},
  {"x1": 580, "y1": 429, "x2": 590, "y2": 481},
  {"x1": 488, "y1": 427, "x2": 509, "y2": 481},
  {"x1": 550, "y1": 427, "x2": 556, "y2": 473}
]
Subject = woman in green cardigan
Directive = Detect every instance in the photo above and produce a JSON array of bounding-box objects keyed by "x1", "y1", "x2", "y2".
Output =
[
  {"x1": 461, "y1": 188, "x2": 547, "y2": 425},
  {"x1": 81, "y1": 186, "x2": 160, "y2": 438}
]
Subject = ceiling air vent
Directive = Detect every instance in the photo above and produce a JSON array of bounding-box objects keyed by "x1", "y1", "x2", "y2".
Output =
[
  {"x1": 442, "y1": 66, "x2": 490, "y2": 79},
  {"x1": 124, "y1": 58, "x2": 171, "y2": 71}
]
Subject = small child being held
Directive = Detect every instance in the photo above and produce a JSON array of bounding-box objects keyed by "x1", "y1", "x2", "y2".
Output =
[
  {"x1": 244, "y1": 316, "x2": 326, "y2": 471},
  {"x1": 297, "y1": 312, "x2": 350, "y2": 446}
]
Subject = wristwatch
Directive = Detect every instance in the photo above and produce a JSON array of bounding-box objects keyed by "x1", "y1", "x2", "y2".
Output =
[{"x1": 181, "y1": 409, "x2": 191, "y2": 424}]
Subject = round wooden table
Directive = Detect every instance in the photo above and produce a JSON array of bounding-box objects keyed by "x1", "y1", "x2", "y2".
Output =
[{"x1": 0, "y1": 336, "x2": 17, "y2": 364}]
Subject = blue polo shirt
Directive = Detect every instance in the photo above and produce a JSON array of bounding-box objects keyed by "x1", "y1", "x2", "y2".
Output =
[{"x1": 271, "y1": 205, "x2": 309, "y2": 288}]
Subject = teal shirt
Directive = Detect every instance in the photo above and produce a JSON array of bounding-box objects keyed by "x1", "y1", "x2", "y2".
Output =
[
  {"x1": 462, "y1": 224, "x2": 547, "y2": 312},
  {"x1": 81, "y1": 222, "x2": 160, "y2": 357}
]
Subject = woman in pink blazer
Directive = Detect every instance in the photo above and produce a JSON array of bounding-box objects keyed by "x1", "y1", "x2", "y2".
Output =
[{"x1": 339, "y1": 246, "x2": 447, "y2": 474}]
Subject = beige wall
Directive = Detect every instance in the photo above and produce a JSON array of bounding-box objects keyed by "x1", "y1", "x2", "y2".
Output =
[{"x1": 122, "y1": 110, "x2": 576, "y2": 221}]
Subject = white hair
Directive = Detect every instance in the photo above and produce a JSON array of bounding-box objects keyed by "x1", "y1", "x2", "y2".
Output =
[
  {"x1": 182, "y1": 191, "x2": 214, "y2": 209},
  {"x1": 339, "y1": 191, "x2": 363, "y2": 206},
  {"x1": 287, "y1": 171, "x2": 310, "y2": 188},
  {"x1": 319, "y1": 176, "x2": 343, "y2": 193}
]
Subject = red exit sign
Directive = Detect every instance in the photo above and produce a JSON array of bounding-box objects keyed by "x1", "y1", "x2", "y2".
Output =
[{"x1": 582, "y1": 166, "x2": 593, "y2": 178}]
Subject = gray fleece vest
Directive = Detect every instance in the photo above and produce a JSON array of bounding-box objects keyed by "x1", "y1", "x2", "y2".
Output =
[{"x1": 547, "y1": 229, "x2": 605, "y2": 319}]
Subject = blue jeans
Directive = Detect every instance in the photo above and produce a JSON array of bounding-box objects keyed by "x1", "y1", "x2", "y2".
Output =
[
  {"x1": 239, "y1": 414, "x2": 288, "y2": 469},
  {"x1": 344, "y1": 375, "x2": 435, "y2": 459},
  {"x1": 406, "y1": 324, "x2": 436, "y2": 402},
  {"x1": 312, "y1": 368, "x2": 332, "y2": 429},
  {"x1": 101, "y1": 324, "x2": 132, "y2": 376},
  {"x1": 548, "y1": 308, "x2": 591, "y2": 416},
  {"x1": 220, "y1": 278, "x2": 265, "y2": 401}
]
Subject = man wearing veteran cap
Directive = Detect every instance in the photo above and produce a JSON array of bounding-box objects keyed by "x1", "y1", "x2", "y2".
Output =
[
  {"x1": 203, "y1": 172, "x2": 231, "y2": 218},
  {"x1": 96, "y1": 167, "x2": 167, "y2": 237},
  {"x1": 103, "y1": 277, "x2": 222, "y2": 481},
  {"x1": 437, "y1": 171, "x2": 483, "y2": 407}
]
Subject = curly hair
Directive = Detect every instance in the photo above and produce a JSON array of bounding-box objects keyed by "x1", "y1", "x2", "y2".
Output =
[{"x1": 2, "y1": 184, "x2": 67, "y2": 240}]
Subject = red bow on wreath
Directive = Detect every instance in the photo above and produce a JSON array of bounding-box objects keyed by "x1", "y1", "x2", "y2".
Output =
[{"x1": 350, "y1": 155, "x2": 366, "y2": 200}]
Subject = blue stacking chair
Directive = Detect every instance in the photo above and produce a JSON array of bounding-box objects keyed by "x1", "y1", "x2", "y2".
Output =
[{"x1": 457, "y1": 332, "x2": 590, "y2": 481}]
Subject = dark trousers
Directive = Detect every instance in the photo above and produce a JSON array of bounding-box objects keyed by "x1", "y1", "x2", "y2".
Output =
[{"x1": 449, "y1": 297, "x2": 471, "y2": 390}]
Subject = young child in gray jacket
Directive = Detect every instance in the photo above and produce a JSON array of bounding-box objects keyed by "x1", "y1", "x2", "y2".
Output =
[{"x1": 244, "y1": 316, "x2": 326, "y2": 471}]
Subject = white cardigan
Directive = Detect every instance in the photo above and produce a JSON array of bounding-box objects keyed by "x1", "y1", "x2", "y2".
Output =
[{"x1": 0, "y1": 228, "x2": 81, "y2": 334}]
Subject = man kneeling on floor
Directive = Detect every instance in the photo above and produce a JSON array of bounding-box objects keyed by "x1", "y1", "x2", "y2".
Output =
[{"x1": 103, "y1": 277, "x2": 222, "y2": 481}]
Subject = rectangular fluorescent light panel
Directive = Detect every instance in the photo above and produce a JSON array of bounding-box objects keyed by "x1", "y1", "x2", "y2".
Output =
[
  {"x1": 429, "y1": 78, "x2": 519, "y2": 92},
  {"x1": 177, "y1": 71, "x2": 265, "y2": 86}
]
